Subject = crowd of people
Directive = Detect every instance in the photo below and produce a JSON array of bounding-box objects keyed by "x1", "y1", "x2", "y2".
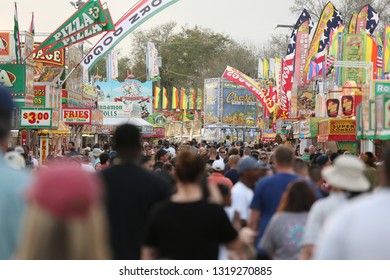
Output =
[{"x1": 1, "y1": 85, "x2": 390, "y2": 260}]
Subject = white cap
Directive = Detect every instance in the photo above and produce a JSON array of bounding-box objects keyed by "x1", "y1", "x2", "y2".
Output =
[{"x1": 212, "y1": 160, "x2": 225, "y2": 172}]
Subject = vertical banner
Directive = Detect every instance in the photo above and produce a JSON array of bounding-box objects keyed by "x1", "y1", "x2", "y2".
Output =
[
  {"x1": 23, "y1": 32, "x2": 34, "y2": 62},
  {"x1": 258, "y1": 58, "x2": 263, "y2": 78},
  {"x1": 342, "y1": 34, "x2": 366, "y2": 85},
  {"x1": 196, "y1": 88, "x2": 203, "y2": 110},
  {"x1": 349, "y1": 14, "x2": 358, "y2": 34},
  {"x1": 111, "y1": 49, "x2": 119, "y2": 79},
  {"x1": 283, "y1": 9, "x2": 312, "y2": 118},
  {"x1": 147, "y1": 41, "x2": 159, "y2": 79},
  {"x1": 180, "y1": 88, "x2": 187, "y2": 110},
  {"x1": 356, "y1": 4, "x2": 379, "y2": 35},
  {"x1": 162, "y1": 87, "x2": 168, "y2": 109},
  {"x1": 263, "y1": 58, "x2": 269, "y2": 78},
  {"x1": 356, "y1": 5, "x2": 369, "y2": 35},
  {"x1": 385, "y1": 24, "x2": 390, "y2": 74},
  {"x1": 204, "y1": 78, "x2": 220, "y2": 124},
  {"x1": 172, "y1": 87, "x2": 179, "y2": 109},
  {"x1": 154, "y1": 86, "x2": 160, "y2": 109},
  {"x1": 304, "y1": 2, "x2": 337, "y2": 73},
  {"x1": 293, "y1": 20, "x2": 311, "y2": 87}
]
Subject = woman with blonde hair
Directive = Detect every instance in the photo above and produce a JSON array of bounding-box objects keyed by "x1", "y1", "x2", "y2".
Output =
[{"x1": 16, "y1": 164, "x2": 110, "y2": 259}]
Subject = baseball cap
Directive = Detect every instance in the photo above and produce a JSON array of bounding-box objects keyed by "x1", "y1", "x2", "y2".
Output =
[
  {"x1": 92, "y1": 148, "x2": 102, "y2": 157},
  {"x1": 212, "y1": 160, "x2": 225, "y2": 172},
  {"x1": 15, "y1": 146, "x2": 25, "y2": 154},
  {"x1": 316, "y1": 155, "x2": 329, "y2": 167},
  {"x1": 237, "y1": 157, "x2": 262, "y2": 174},
  {"x1": 27, "y1": 165, "x2": 102, "y2": 220}
]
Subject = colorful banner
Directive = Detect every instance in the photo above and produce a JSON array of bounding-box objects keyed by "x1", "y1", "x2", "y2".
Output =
[
  {"x1": 172, "y1": 87, "x2": 179, "y2": 109},
  {"x1": 342, "y1": 34, "x2": 366, "y2": 85},
  {"x1": 20, "y1": 108, "x2": 52, "y2": 128},
  {"x1": 222, "y1": 66, "x2": 277, "y2": 113},
  {"x1": 278, "y1": 58, "x2": 291, "y2": 118},
  {"x1": 366, "y1": 34, "x2": 378, "y2": 79},
  {"x1": 385, "y1": 25, "x2": 390, "y2": 73},
  {"x1": 81, "y1": 0, "x2": 180, "y2": 70},
  {"x1": 222, "y1": 81, "x2": 258, "y2": 125},
  {"x1": 349, "y1": 14, "x2": 357, "y2": 34},
  {"x1": 356, "y1": 4, "x2": 379, "y2": 35},
  {"x1": 36, "y1": 0, "x2": 113, "y2": 54},
  {"x1": 95, "y1": 79, "x2": 153, "y2": 120},
  {"x1": 356, "y1": 5, "x2": 369, "y2": 35},
  {"x1": 204, "y1": 78, "x2": 220, "y2": 124},
  {"x1": 179, "y1": 88, "x2": 187, "y2": 110},
  {"x1": 162, "y1": 87, "x2": 168, "y2": 109},
  {"x1": 62, "y1": 108, "x2": 92, "y2": 124},
  {"x1": 293, "y1": 20, "x2": 310, "y2": 86},
  {"x1": 154, "y1": 86, "x2": 160, "y2": 109},
  {"x1": 304, "y1": 2, "x2": 336, "y2": 73}
]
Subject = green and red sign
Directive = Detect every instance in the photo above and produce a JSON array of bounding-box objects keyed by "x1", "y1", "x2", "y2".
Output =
[
  {"x1": 20, "y1": 108, "x2": 53, "y2": 129},
  {"x1": 33, "y1": 85, "x2": 46, "y2": 107},
  {"x1": 0, "y1": 64, "x2": 25, "y2": 93}
]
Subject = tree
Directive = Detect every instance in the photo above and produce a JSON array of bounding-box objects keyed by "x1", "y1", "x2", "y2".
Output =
[
  {"x1": 290, "y1": 0, "x2": 390, "y2": 29},
  {"x1": 127, "y1": 22, "x2": 259, "y2": 88},
  {"x1": 259, "y1": 34, "x2": 290, "y2": 59}
]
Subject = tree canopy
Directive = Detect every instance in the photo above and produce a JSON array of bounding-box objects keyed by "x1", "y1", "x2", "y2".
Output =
[{"x1": 127, "y1": 22, "x2": 260, "y2": 88}]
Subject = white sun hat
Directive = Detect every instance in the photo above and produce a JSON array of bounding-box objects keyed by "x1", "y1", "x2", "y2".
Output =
[{"x1": 322, "y1": 155, "x2": 370, "y2": 192}]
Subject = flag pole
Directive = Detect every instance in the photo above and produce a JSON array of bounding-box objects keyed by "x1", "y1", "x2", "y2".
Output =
[{"x1": 57, "y1": 61, "x2": 82, "y2": 88}]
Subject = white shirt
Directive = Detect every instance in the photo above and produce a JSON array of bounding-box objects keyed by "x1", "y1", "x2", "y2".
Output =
[
  {"x1": 81, "y1": 163, "x2": 96, "y2": 173},
  {"x1": 302, "y1": 192, "x2": 347, "y2": 246},
  {"x1": 231, "y1": 181, "x2": 253, "y2": 222},
  {"x1": 164, "y1": 147, "x2": 176, "y2": 157},
  {"x1": 315, "y1": 188, "x2": 390, "y2": 259}
]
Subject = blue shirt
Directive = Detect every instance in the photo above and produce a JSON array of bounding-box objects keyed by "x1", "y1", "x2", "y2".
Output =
[
  {"x1": 0, "y1": 154, "x2": 30, "y2": 259},
  {"x1": 224, "y1": 169, "x2": 239, "y2": 185},
  {"x1": 251, "y1": 173, "x2": 300, "y2": 254},
  {"x1": 251, "y1": 173, "x2": 323, "y2": 255}
]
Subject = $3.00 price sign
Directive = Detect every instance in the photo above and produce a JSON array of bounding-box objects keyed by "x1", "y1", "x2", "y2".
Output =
[{"x1": 20, "y1": 108, "x2": 53, "y2": 128}]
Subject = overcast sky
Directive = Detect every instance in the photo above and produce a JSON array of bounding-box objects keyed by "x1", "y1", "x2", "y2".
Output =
[{"x1": 0, "y1": 0, "x2": 297, "y2": 54}]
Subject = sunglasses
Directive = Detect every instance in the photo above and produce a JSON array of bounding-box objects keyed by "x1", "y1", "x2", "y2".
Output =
[{"x1": 260, "y1": 157, "x2": 267, "y2": 160}]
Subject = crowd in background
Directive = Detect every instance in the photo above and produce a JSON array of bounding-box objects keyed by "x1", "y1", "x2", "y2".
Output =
[{"x1": 1, "y1": 85, "x2": 390, "y2": 260}]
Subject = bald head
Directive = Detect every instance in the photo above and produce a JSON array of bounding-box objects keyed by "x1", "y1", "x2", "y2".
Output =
[{"x1": 228, "y1": 155, "x2": 240, "y2": 168}]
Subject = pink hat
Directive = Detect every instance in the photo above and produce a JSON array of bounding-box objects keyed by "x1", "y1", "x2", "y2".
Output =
[{"x1": 27, "y1": 165, "x2": 102, "y2": 220}]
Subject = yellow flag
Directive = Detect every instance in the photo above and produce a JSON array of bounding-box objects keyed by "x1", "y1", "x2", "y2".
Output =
[
  {"x1": 304, "y1": 2, "x2": 335, "y2": 73},
  {"x1": 263, "y1": 58, "x2": 269, "y2": 78},
  {"x1": 154, "y1": 86, "x2": 160, "y2": 109},
  {"x1": 385, "y1": 24, "x2": 390, "y2": 73},
  {"x1": 349, "y1": 14, "x2": 357, "y2": 34}
]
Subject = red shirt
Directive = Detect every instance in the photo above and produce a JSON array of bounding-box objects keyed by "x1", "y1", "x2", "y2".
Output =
[{"x1": 208, "y1": 173, "x2": 234, "y2": 189}]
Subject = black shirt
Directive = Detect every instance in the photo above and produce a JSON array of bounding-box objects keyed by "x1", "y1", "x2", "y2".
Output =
[
  {"x1": 144, "y1": 200, "x2": 238, "y2": 260},
  {"x1": 100, "y1": 163, "x2": 171, "y2": 260},
  {"x1": 224, "y1": 169, "x2": 239, "y2": 185}
]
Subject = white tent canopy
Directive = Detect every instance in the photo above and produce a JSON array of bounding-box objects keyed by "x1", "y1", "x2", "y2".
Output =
[{"x1": 103, "y1": 118, "x2": 152, "y2": 134}]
